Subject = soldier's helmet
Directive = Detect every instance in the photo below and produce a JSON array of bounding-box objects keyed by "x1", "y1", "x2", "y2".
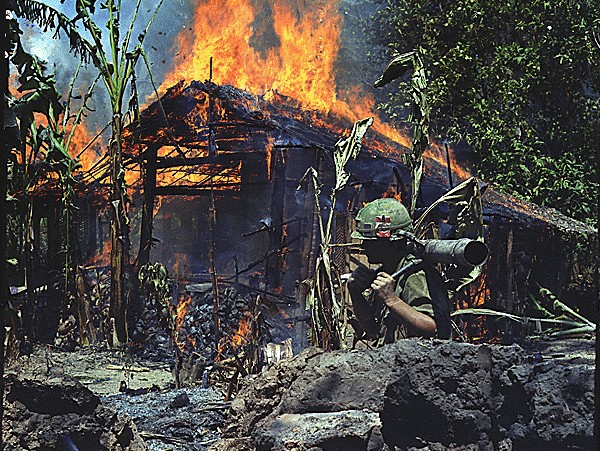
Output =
[{"x1": 351, "y1": 198, "x2": 412, "y2": 240}]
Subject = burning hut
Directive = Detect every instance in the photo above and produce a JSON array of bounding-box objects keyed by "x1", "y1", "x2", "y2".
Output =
[
  {"x1": 8, "y1": 77, "x2": 595, "y2": 358},
  {"x1": 106, "y1": 80, "x2": 595, "y2": 352}
]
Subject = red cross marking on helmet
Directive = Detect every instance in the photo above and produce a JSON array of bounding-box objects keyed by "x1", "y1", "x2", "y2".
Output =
[{"x1": 375, "y1": 215, "x2": 391, "y2": 238}]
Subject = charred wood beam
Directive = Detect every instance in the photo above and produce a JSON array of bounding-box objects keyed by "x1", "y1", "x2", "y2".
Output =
[
  {"x1": 154, "y1": 184, "x2": 245, "y2": 196},
  {"x1": 273, "y1": 144, "x2": 320, "y2": 149},
  {"x1": 225, "y1": 368, "x2": 240, "y2": 402},
  {"x1": 227, "y1": 235, "x2": 303, "y2": 281},
  {"x1": 227, "y1": 281, "x2": 296, "y2": 304},
  {"x1": 266, "y1": 148, "x2": 286, "y2": 290},
  {"x1": 241, "y1": 217, "x2": 301, "y2": 237},
  {"x1": 206, "y1": 121, "x2": 271, "y2": 129},
  {"x1": 138, "y1": 144, "x2": 159, "y2": 268},
  {"x1": 207, "y1": 88, "x2": 221, "y2": 355}
]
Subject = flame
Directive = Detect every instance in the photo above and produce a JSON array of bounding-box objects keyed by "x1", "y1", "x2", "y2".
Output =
[
  {"x1": 153, "y1": 196, "x2": 163, "y2": 216},
  {"x1": 85, "y1": 240, "x2": 111, "y2": 267},
  {"x1": 160, "y1": 0, "x2": 341, "y2": 113},
  {"x1": 67, "y1": 124, "x2": 103, "y2": 173},
  {"x1": 172, "y1": 252, "x2": 190, "y2": 280},
  {"x1": 265, "y1": 136, "x2": 274, "y2": 180},
  {"x1": 230, "y1": 312, "x2": 252, "y2": 349},
  {"x1": 159, "y1": 0, "x2": 472, "y2": 185},
  {"x1": 156, "y1": 162, "x2": 242, "y2": 189},
  {"x1": 175, "y1": 292, "x2": 197, "y2": 352},
  {"x1": 470, "y1": 271, "x2": 490, "y2": 307},
  {"x1": 217, "y1": 310, "x2": 253, "y2": 358},
  {"x1": 425, "y1": 142, "x2": 472, "y2": 183},
  {"x1": 176, "y1": 293, "x2": 193, "y2": 329},
  {"x1": 381, "y1": 186, "x2": 402, "y2": 202}
]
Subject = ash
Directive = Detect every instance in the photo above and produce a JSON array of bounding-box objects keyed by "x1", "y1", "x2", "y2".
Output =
[
  {"x1": 103, "y1": 386, "x2": 227, "y2": 450},
  {"x1": 5, "y1": 345, "x2": 229, "y2": 451}
]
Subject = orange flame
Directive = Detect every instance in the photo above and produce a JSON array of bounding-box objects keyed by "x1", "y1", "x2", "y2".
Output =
[
  {"x1": 85, "y1": 241, "x2": 111, "y2": 267},
  {"x1": 230, "y1": 312, "x2": 253, "y2": 349},
  {"x1": 176, "y1": 293, "x2": 193, "y2": 329},
  {"x1": 159, "y1": 0, "x2": 471, "y2": 184},
  {"x1": 175, "y1": 292, "x2": 196, "y2": 352},
  {"x1": 381, "y1": 186, "x2": 402, "y2": 202},
  {"x1": 172, "y1": 253, "x2": 190, "y2": 281},
  {"x1": 265, "y1": 136, "x2": 274, "y2": 181},
  {"x1": 470, "y1": 270, "x2": 490, "y2": 307},
  {"x1": 161, "y1": 0, "x2": 340, "y2": 113},
  {"x1": 67, "y1": 125, "x2": 103, "y2": 173}
]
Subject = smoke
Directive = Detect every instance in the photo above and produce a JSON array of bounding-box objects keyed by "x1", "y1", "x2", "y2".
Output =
[
  {"x1": 13, "y1": 0, "x2": 391, "y2": 128},
  {"x1": 13, "y1": 0, "x2": 194, "y2": 129}
]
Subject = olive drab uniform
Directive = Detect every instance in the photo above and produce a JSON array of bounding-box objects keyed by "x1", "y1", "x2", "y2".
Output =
[
  {"x1": 349, "y1": 198, "x2": 435, "y2": 346},
  {"x1": 353, "y1": 254, "x2": 434, "y2": 347}
]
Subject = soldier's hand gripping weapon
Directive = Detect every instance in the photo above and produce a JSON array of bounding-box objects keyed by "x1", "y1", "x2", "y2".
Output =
[{"x1": 344, "y1": 233, "x2": 489, "y2": 284}]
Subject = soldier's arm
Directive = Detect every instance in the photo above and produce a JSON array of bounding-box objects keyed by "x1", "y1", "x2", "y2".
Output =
[{"x1": 371, "y1": 273, "x2": 437, "y2": 338}]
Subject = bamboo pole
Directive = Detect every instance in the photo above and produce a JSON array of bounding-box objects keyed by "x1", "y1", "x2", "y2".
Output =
[{"x1": 207, "y1": 60, "x2": 220, "y2": 350}]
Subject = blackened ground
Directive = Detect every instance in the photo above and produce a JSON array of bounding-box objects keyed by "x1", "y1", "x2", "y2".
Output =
[
  {"x1": 4, "y1": 344, "x2": 228, "y2": 451},
  {"x1": 4, "y1": 337, "x2": 595, "y2": 451}
]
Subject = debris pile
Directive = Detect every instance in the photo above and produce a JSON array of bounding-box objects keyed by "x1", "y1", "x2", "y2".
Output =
[
  {"x1": 130, "y1": 283, "x2": 263, "y2": 386},
  {"x1": 53, "y1": 266, "x2": 111, "y2": 350},
  {"x1": 103, "y1": 385, "x2": 228, "y2": 450},
  {"x1": 212, "y1": 338, "x2": 595, "y2": 450}
]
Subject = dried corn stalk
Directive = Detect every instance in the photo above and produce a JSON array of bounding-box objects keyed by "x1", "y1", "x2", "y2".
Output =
[{"x1": 300, "y1": 117, "x2": 373, "y2": 350}]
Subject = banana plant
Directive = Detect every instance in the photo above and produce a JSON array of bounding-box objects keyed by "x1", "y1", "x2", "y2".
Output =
[
  {"x1": 15, "y1": 0, "x2": 165, "y2": 347},
  {"x1": 8, "y1": 11, "x2": 101, "y2": 345},
  {"x1": 375, "y1": 50, "x2": 430, "y2": 216}
]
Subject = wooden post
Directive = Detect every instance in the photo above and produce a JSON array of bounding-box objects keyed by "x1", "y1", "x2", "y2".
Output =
[
  {"x1": 138, "y1": 144, "x2": 159, "y2": 268},
  {"x1": 266, "y1": 148, "x2": 286, "y2": 290},
  {"x1": 75, "y1": 265, "x2": 98, "y2": 345},
  {"x1": 207, "y1": 84, "x2": 220, "y2": 350}
]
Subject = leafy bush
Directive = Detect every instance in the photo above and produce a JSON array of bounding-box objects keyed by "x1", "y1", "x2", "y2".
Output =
[{"x1": 371, "y1": 0, "x2": 599, "y2": 227}]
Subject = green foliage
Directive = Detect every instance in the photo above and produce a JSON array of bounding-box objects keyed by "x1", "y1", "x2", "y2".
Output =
[
  {"x1": 138, "y1": 262, "x2": 174, "y2": 329},
  {"x1": 14, "y1": 0, "x2": 166, "y2": 347},
  {"x1": 372, "y1": 0, "x2": 599, "y2": 227},
  {"x1": 375, "y1": 51, "x2": 430, "y2": 214}
]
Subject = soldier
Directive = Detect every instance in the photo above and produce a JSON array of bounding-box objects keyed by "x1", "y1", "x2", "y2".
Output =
[{"x1": 348, "y1": 198, "x2": 437, "y2": 344}]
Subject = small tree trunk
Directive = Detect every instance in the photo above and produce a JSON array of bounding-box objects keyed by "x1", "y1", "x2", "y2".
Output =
[
  {"x1": 75, "y1": 265, "x2": 97, "y2": 345},
  {"x1": 108, "y1": 114, "x2": 130, "y2": 347},
  {"x1": 138, "y1": 144, "x2": 158, "y2": 268}
]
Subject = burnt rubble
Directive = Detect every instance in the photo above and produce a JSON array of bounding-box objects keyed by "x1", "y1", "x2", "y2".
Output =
[
  {"x1": 103, "y1": 384, "x2": 227, "y2": 451},
  {"x1": 3, "y1": 344, "x2": 229, "y2": 451},
  {"x1": 3, "y1": 375, "x2": 146, "y2": 450},
  {"x1": 211, "y1": 338, "x2": 595, "y2": 451},
  {"x1": 130, "y1": 283, "x2": 265, "y2": 386},
  {"x1": 3, "y1": 337, "x2": 593, "y2": 450}
]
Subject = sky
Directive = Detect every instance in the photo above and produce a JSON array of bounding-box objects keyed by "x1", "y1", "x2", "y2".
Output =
[{"x1": 14, "y1": 0, "x2": 196, "y2": 127}]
